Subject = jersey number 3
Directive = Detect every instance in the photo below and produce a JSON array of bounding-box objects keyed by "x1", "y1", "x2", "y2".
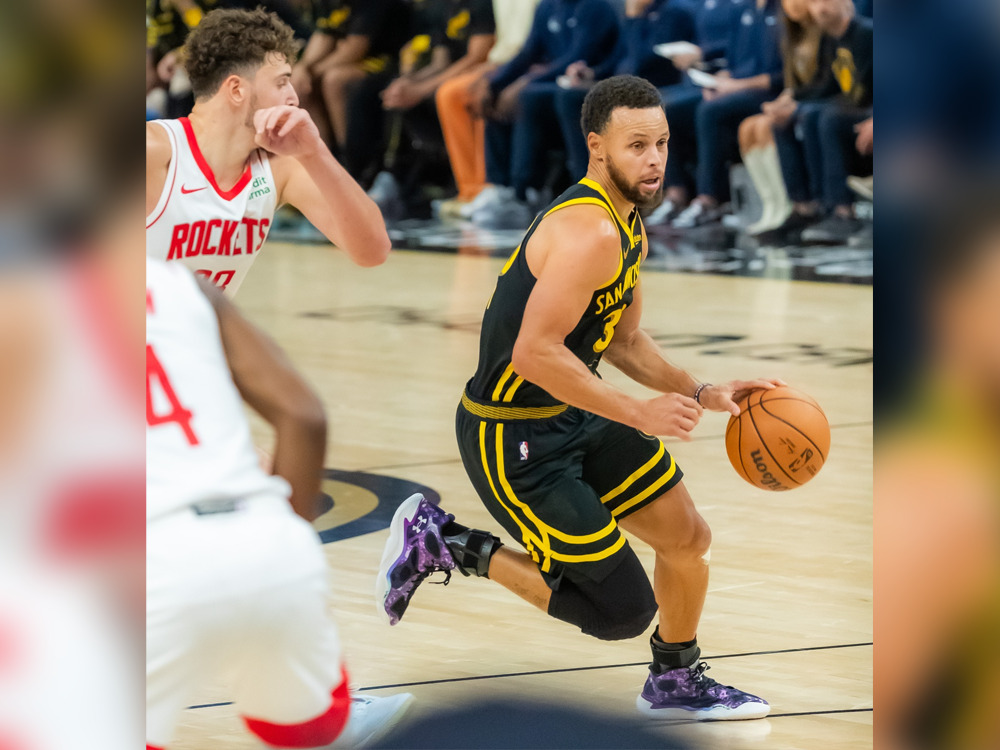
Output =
[
  {"x1": 593, "y1": 308, "x2": 624, "y2": 353},
  {"x1": 146, "y1": 344, "x2": 200, "y2": 445}
]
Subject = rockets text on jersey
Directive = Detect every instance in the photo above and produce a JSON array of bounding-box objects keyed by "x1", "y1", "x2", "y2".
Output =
[{"x1": 146, "y1": 117, "x2": 278, "y2": 297}]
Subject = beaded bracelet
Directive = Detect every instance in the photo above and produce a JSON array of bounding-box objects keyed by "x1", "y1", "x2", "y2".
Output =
[{"x1": 693, "y1": 383, "x2": 710, "y2": 404}]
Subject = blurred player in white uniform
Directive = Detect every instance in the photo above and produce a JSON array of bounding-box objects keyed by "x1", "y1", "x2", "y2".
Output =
[
  {"x1": 146, "y1": 7, "x2": 391, "y2": 295},
  {"x1": 146, "y1": 258, "x2": 412, "y2": 749}
]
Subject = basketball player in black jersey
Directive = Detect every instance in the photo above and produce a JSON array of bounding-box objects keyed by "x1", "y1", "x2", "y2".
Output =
[{"x1": 378, "y1": 76, "x2": 784, "y2": 720}]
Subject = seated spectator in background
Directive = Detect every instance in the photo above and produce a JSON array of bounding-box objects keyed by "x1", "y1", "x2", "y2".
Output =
[
  {"x1": 367, "y1": 0, "x2": 497, "y2": 219},
  {"x1": 146, "y1": 0, "x2": 219, "y2": 119},
  {"x1": 435, "y1": 0, "x2": 541, "y2": 218},
  {"x1": 656, "y1": 0, "x2": 784, "y2": 229},
  {"x1": 736, "y1": 0, "x2": 833, "y2": 235},
  {"x1": 775, "y1": 0, "x2": 871, "y2": 245},
  {"x1": 468, "y1": 0, "x2": 621, "y2": 229},
  {"x1": 643, "y1": 0, "x2": 739, "y2": 225},
  {"x1": 550, "y1": 0, "x2": 698, "y2": 184},
  {"x1": 290, "y1": 0, "x2": 410, "y2": 181}
]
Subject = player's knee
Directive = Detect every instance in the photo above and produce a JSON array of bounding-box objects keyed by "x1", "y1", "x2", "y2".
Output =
[
  {"x1": 243, "y1": 677, "x2": 350, "y2": 748},
  {"x1": 585, "y1": 583, "x2": 658, "y2": 641},
  {"x1": 549, "y1": 552, "x2": 658, "y2": 641},
  {"x1": 654, "y1": 513, "x2": 712, "y2": 563}
]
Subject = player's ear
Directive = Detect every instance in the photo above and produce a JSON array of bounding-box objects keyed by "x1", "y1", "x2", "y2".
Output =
[
  {"x1": 224, "y1": 74, "x2": 248, "y2": 105},
  {"x1": 587, "y1": 131, "x2": 604, "y2": 162}
]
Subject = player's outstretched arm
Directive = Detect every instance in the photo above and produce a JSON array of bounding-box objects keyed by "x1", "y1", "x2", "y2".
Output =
[
  {"x1": 258, "y1": 106, "x2": 391, "y2": 267},
  {"x1": 198, "y1": 278, "x2": 328, "y2": 521},
  {"x1": 511, "y1": 206, "x2": 701, "y2": 440}
]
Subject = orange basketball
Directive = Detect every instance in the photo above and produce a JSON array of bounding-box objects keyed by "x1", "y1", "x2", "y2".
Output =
[{"x1": 724, "y1": 386, "x2": 830, "y2": 491}]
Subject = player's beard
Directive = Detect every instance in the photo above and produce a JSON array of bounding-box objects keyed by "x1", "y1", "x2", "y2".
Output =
[{"x1": 606, "y1": 153, "x2": 661, "y2": 211}]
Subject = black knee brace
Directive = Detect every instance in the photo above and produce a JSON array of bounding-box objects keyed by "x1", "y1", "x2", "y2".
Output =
[{"x1": 546, "y1": 551, "x2": 657, "y2": 641}]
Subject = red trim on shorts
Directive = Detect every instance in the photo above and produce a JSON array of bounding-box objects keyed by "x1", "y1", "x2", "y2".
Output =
[
  {"x1": 242, "y1": 668, "x2": 351, "y2": 748},
  {"x1": 146, "y1": 745, "x2": 165, "y2": 750},
  {"x1": 179, "y1": 117, "x2": 252, "y2": 201}
]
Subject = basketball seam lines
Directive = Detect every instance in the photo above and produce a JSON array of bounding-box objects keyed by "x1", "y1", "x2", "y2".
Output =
[
  {"x1": 756, "y1": 400, "x2": 828, "y2": 462},
  {"x1": 746, "y1": 403, "x2": 802, "y2": 486}
]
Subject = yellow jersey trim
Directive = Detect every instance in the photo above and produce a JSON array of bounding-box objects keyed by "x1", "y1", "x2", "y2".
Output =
[
  {"x1": 479, "y1": 421, "x2": 542, "y2": 563},
  {"x1": 611, "y1": 455, "x2": 678, "y2": 518},
  {"x1": 579, "y1": 177, "x2": 634, "y2": 240},
  {"x1": 543, "y1": 196, "x2": 625, "y2": 289},
  {"x1": 600, "y1": 441, "x2": 666, "y2": 504},
  {"x1": 491, "y1": 363, "x2": 516, "y2": 401},
  {"x1": 462, "y1": 391, "x2": 568, "y2": 421}
]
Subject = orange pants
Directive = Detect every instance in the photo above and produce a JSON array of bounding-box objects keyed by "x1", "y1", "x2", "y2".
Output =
[{"x1": 435, "y1": 66, "x2": 491, "y2": 202}]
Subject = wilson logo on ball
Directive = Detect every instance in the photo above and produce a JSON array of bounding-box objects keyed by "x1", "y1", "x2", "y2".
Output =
[{"x1": 726, "y1": 386, "x2": 830, "y2": 491}]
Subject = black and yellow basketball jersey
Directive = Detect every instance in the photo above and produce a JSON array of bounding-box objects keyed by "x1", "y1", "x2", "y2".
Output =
[{"x1": 466, "y1": 177, "x2": 644, "y2": 409}]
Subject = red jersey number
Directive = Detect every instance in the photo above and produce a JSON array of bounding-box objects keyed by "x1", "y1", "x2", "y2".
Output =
[
  {"x1": 146, "y1": 344, "x2": 199, "y2": 445},
  {"x1": 195, "y1": 269, "x2": 236, "y2": 291}
]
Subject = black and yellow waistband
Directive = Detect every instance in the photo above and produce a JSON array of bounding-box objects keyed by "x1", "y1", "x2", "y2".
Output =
[{"x1": 460, "y1": 390, "x2": 567, "y2": 421}]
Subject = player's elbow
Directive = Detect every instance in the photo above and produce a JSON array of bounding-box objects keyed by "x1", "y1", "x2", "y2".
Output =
[
  {"x1": 351, "y1": 231, "x2": 391, "y2": 267},
  {"x1": 510, "y1": 338, "x2": 541, "y2": 383}
]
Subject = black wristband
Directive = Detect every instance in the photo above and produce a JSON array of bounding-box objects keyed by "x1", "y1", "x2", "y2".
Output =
[{"x1": 693, "y1": 383, "x2": 710, "y2": 404}]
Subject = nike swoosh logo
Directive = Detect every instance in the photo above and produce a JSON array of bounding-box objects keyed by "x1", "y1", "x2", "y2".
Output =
[{"x1": 180, "y1": 185, "x2": 207, "y2": 194}]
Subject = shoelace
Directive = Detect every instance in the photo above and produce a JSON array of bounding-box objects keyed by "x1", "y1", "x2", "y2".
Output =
[{"x1": 690, "y1": 662, "x2": 716, "y2": 686}]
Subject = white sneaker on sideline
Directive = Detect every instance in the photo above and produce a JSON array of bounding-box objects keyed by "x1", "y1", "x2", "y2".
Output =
[
  {"x1": 328, "y1": 692, "x2": 415, "y2": 748},
  {"x1": 458, "y1": 185, "x2": 511, "y2": 218}
]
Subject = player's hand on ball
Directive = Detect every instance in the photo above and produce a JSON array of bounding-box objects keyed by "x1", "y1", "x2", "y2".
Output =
[
  {"x1": 638, "y1": 392, "x2": 703, "y2": 441},
  {"x1": 253, "y1": 106, "x2": 322, "y2": 159},
  {"x1": 701, "y1": 379, "x2": 788, "y2": 416}
]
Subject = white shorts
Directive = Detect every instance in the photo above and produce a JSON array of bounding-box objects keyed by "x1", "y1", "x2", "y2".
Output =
[{"x1": 146, "y1": 495, "x2": 344, "y2": 748}]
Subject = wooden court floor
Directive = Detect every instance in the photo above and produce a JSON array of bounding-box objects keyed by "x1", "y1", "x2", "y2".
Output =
[{"x1": 170, "y1": 242, "x2": 873, "y2": 750}]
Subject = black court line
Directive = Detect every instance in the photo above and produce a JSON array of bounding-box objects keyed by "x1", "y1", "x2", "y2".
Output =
[
  {"x1": 354, "y1": 421, "x2": 872, "y2": 474},
  {"x1": 356, "y1": 457, "x2": 464, "y2": 473},
  {"x1": 663, "y1": 707, "x2": 872, "y2": 725},
  {"x1": 359, "y1": 642, "x2": 872, "y2": 691},
  {"x1": 188, "y1": 642, "x2": 871, "y2": 708}
]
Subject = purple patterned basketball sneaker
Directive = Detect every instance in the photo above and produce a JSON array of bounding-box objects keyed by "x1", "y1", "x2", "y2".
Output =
[
  {"x1": 376, "y1": 493, "x2": 457, "y2": 625},
  {"x1": 636, "y1": 662, "x2": 770, "y2": 720}
]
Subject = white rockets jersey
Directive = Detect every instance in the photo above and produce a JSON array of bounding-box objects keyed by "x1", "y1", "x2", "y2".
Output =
[
  {"x1": 146, "y1": 258, "x2": 289, "y2": 521},
  {"x1": 146, "y1": 118, "x2": 278, "y2": 297}
]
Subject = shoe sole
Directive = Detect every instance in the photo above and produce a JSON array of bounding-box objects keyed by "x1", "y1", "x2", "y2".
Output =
[
  {"x1": 329, "y1": 693, "x2": 415, "y2": 748},
  {"x1": 636, "y1": 694, "x2": 771, "y2": 721},
  {"x1": 375, "y1": 493, "x2": 426, "y2": 626}
]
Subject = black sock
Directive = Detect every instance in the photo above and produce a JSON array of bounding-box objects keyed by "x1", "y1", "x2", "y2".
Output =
[{"x1": 650, "y1": 628, "x2": 701, "y2": 672}]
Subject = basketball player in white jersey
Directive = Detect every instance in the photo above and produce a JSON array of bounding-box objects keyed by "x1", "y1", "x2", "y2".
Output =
[
  {"x1": 146, "y1": 257, "x2": 413, "y2": 749},
  {"x1": 146, "y1": 7, "x2": 391, "y2": 296}
]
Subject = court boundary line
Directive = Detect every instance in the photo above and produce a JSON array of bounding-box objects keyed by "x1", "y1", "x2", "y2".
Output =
[
  {"x1": 186, "y1": 642, "x2": 871, "y2": 709},
  {"x1": 356, "y1": 421, "x2": 872, "y2": 474}
]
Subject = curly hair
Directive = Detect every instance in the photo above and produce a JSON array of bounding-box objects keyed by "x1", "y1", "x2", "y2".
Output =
[
  {"x1": 182, "y1": 7, "x2": 300, "y2": 99},
  {"x1": 580, "y1": 75, "x2": 663, "y2": 137}
]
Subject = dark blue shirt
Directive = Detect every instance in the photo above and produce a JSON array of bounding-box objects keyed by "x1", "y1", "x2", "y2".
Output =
[
  {"x1": 677, "y1": 0, "x2": 741, "y2": 61},
  {"x1": 725, "y1": 0, "x2": 783, "y2": 90},
  {"x1": 488, "y1": 0, "x2": 621, "y2": 93},
  {"x1": 614, "y1": 0, "x2": 697, "y2": 85}
]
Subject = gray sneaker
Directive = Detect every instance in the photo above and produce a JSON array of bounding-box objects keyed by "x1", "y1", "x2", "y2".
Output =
[
  {"x1": 376, "y1": 494, "x2": 457, "y2": 626},
  {"x1": 672, "y1": 201, "x2": 724, "y2": 229},
  {"x1": 800, "y1": 214, "x2": 862, "y2": 245},
  {"x1": 471, "y1": 199, "x2": 534, "y2": 230},
  {"x1": 636, "y1": 662, "x2": 770, "y2": 721},
  {"x1": 328, "y1": 693, "x2": 415, "y2": 748},
  {"x1": 367, "y1": 171, "x2": 406, "y2": 222}
]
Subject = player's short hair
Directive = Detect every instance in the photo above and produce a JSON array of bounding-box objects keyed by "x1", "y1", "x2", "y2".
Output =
[
  {"x1": 183, "y1": 7, "x2": 300, "y2": 99},
  {"x1": 580, "y1": 75, "x2": 664, "y2": 137}
]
